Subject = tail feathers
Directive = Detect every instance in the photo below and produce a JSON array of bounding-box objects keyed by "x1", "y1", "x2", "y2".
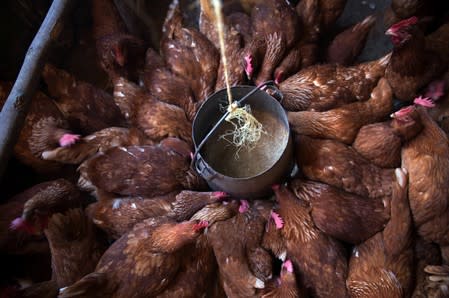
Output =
[
  {"x1": 358, "y1": 52, "x2": 392, "y2": 75},
  {"x1": 376, "y1": 52, "x2": 392, "y2": 67},
  {"x1": 355, "y1": 15, "x2": 376, "y2": 32},
  {"x1": 58, "y1": 272, "x2": 108, "y2": 298}
]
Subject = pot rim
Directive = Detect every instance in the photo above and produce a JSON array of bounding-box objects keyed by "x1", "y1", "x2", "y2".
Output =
[{"x1": 192, "y1": 85, "x2": 291, "y2": 181}]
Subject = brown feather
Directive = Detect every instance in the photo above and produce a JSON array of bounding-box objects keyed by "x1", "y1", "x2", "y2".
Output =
[
  {"x1": 347, "y1": 168, "x2": 413, "y2": 298},
  {"x1": 280, "y1": 54, "x2": 391, "y2": 112},
  {"x1": 44, "y1": 209, "x2": 107, "y2": 287},
  {"x1": 80, "y1": 144, "x2": 205, "y2": 197},
  {"x1": 274, "y1": 185, "x2": 348, "y2": 297},
  {"x1": 86, "y1": 193, "x2": 176, "y2": 239},
  {"x1": 295, "y1": 135, "x2": 395, "y2": 199},
  {"x1": 290, "y1": 179, "x2": 390, "y2": 244},
  {"x1": 113, "y1": 77, "x2": 192, "y2": 144},
  {"x1": 288, "y1": 78, "x2": 393, "y2": 144}
]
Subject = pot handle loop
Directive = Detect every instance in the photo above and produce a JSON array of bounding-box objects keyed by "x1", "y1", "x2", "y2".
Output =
[
  {"x1": 260, "y1": 81, "x2": 284, "y2": 103},
  {"x1": 194, "y1": 156, "x2": 216, "y2": 181}
]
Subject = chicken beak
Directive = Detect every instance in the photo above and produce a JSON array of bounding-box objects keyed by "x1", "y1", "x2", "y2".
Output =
[
  {"x1": 390, "y1": 112, "x2": 396, "y2": 118},
  {"x1": 385, "y1": 28, "x2": 397, "y2": 37}
]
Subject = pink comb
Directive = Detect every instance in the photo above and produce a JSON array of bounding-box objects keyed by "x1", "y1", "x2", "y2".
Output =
[
  {"x1": 271, "y1": 211, "x2": 284, "y2": 229},
  {"x1": 425, "y1": 80, "x2": 445, "y2": 101},
  {"x1": 244, "y1": 55, "x2": 254, "y2": 79},
  {"x1": 239, "y1": 200, "x2": 250, "y2": 213},
  {"x1": 193, "y1": 220, "x2": 209, "y2": 231},
  {"x1": 213, "y1": 192, "x2": 229, "y2": 200},
  {"x1": 59, "y1": 134, "x2": 80, "y2": 147},
  {"x1": 10, "y1": 217, "x2": 36, "y2": 234},
  {"x1": 414, "y1": 96, "x2": 435, "y2": 108},
  {"x1": 389, "y1": 16, "x2": 418, "y2": 31},
  {"x1": 282, "y1": 259, "x2": 294, "y2": 273}
]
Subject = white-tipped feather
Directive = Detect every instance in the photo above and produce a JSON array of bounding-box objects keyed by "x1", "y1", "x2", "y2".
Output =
[
  {"x1": 279, "y1": 250, "x2": 287, "y2": 262},
  {"x1": 254, "y1": 278, "x2": 265, "y2": 289},
  {"x1": 395, "y1": 168, "x2": 406, "y2": 188}
]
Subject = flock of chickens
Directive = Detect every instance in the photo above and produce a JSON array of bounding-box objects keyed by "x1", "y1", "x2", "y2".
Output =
[{"x1": 2, "y1": 0, "x2": 449, "y2": 297}]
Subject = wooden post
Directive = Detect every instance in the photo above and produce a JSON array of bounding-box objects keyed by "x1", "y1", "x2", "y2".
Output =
[{"x1": 0, "y1": 0, "x2": 74, "y2": 181}]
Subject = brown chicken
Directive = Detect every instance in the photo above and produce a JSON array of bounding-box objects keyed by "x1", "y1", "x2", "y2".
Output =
[
  {"x1": 44, "y1": 209, "x2": 107, "y2": 288},
  {"x1": 295, "y1": 135, "x2": 395, "y2": 199},
  {"x1": 96, "y1": 34, "x2": 146, "y2": 82},
  {"x1": 42, "y1": 64, "x2": 126, "y2": 134},
  {"x1": 295, "y1": 0, "x2": 346, "y2": 61},
  {"x1": 326, "y1": 15, "x2": 377, "y2": 65},
  {"x1": 157, "y1": 201, "x2": 241, "y2": 298},
  {"x1": 261, "y1": 210, "x2": 287, "y2": 261},
  {"x1": 207, "y1": 200, "x2": 270, "y2": 297},
  {"x1": 78, "y1": 141, "x2": 205, "y2": 198},
  {"x1": 86, "y1": 192, "x2": 176, "y2": 239},
  {"x1": 288, "y1": 78, "x2": 393, "y2": 144},
  {"x1": 198, "y1": 0, "x2": 242, "y2": 48},
  {"x1": 196, "y1": 0, "x2": 247, "y2": 91},
  {"x1": 142, "y1": 48, "x2": 197, "y2": 121},
  {"x1": 246, "y1": 0, "x2": 300, "y2": 84},
  {"x1": 113, "y1": 77, "x2": 192, "y2": 143},
  {"x1": 242, "y1": 36, "x2": 266, "y2": 81},
  {"x1": 255, "y1": 33, "x2": 287, "y2": 86},
  {"x1": 92, "y1": 0, "x2": 145, "y2": 82},
  {"x1": 385, "y1": 0, "x2": 449, "y2": 29},
  {"x1": 401, "y1": 105, "x2": 449, "y2": 262},
  {"x1": 41, "y1": 127, "x2": 150, "y2": 165},
  {"x1": 273, "y1": 184, "x2": 348, "y2": 297},
  {"x1": 318, "y1": 0, "x2": 348, "y2": 31},
  {"x1": 290, "y1": 179, "x2": 390, "y2": 245},
  {"x1": 426, "y1": 73, "x2": 449, "y2": 135},
  {"x1": 352, "y1": 105, "x2": 424, "y2": 168},
  {"x1": 215, "y1": 26, "x2": 246, "y2": 91},
  {"x1": 0, "y1": 82, "x2": 73, "y2": 174},
  {"x1": 10, "y1": 179, "x2": 85, "y2": 237},
  {"x1": 280, "y1": 54, "x2": 391, "y2": 112},
  {"x1": 58, "y1": 218, "x2": 208, "y2": 297},
  {"x1": 91, "y1": 0, "x2": 125, "y2": 39},
  {"x1": 294, "y1": 0, "x2": 321, "y2": 70},
  {"x1": 385, "y1": 17, "x2": 449, "y2": 101},
  {"x1": 161, "y1": 0, "x2": 219, "y2": 103},
  {"x1": 170, "y1": 190, "x2": 229, "y2": 221},
  {"x1": 156, "y1": 233, "x2": 218, "y2": 298},
  {"x1": 273, "y1": 42, "x2": 302, "y2": 85},
  {"x1": 346, "y1": 168, "x2": 414, "y2": 298},
  {"x1": 227, "y1": 11, "x2": 252, "y2": 45},
  {"x1": 0, "y1": 184, "x2": 51, "y2": 255},
  {"x1": 259, "y1": 259, "x2": 301, "y2": 298}
]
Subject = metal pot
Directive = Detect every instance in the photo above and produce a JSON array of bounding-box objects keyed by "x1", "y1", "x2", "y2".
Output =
[{"x1": 192, "y1": 85, "x2": 294, "y2": 199}]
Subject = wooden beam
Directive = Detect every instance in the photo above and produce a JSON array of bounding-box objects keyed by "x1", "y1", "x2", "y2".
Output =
[{"x1": 0, "y1": 0, "x2": 74, "y2": 181}]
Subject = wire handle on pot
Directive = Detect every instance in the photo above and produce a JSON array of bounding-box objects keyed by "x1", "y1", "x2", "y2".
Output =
[
  {"x1": 261, "y1": 83, "x2": 284, "y2": 103},
  {"x1": 191, "y1": 81, "x2": 279, "y2": 171}
]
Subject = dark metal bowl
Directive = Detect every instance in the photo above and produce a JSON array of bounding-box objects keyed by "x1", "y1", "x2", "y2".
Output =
[{"x1": 192, "y1": 85, "x2": 294, "y2": 199}]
